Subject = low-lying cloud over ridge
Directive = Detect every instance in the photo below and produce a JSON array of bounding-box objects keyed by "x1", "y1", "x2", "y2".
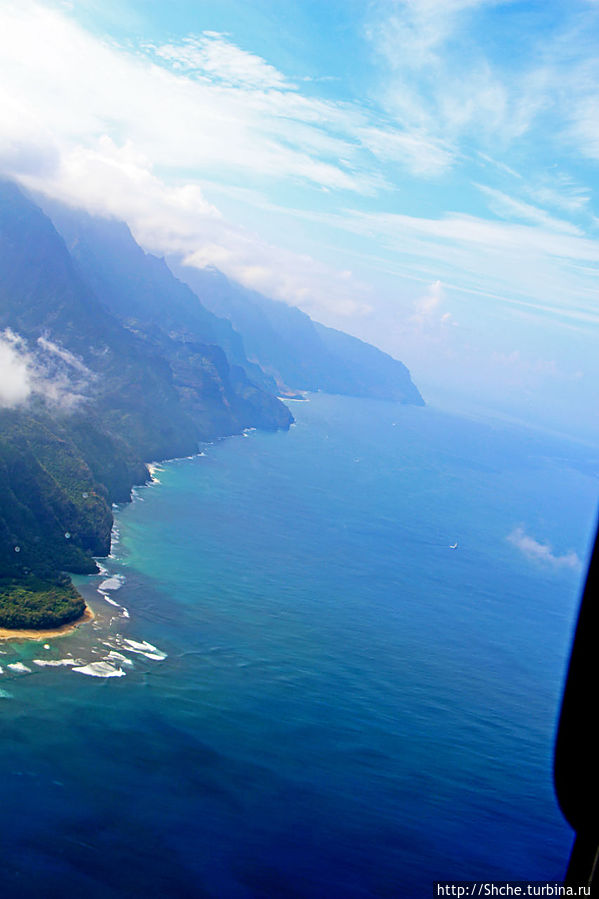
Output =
[
  {"x1": 0, "y1": 330, "x2": 31, "y2": 407},
  {"x1": 0, "y1": 329, "x2": 91, "y2": 411}
]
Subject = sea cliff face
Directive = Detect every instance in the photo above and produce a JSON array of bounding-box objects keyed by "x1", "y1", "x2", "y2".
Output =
[
  {"x1": 169, "y1": 259, "x2": 425, "y2": 405},
  {"x1": 0, "y1": 179, "x2": 423, "y2": 628},
  {"x1": 0, "y1": 181, "x2": 292, "y2": 627}
]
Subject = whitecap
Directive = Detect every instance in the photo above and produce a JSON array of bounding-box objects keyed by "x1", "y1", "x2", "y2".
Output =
[
  {"x1": 122, "y1": 638, "x2": 167, "y2": 661},
  {"x1": 72, "y1": 661, "x2": 126, "y2": 678},
  {"x1": 33, "y1": 658, "x2": 83, "y2": 668},
  {"x1": 106, "y1": 651, "x2": 133, "y2": 667},
  {"x1": 7, "y1": 662, "x2": 31, "y2": 673},
  {"x1": 99, "y1": 593, "x2": 121, "y2": 607},
  {"x1": 0, "y1": 688, "x2": 12, "y2": 699},
  {"x1": 121, "y1": 608, "x2": 130, "y2": 618},
  {"x1": 98, "y1": 576, "x2": 124, "y2": 592}
]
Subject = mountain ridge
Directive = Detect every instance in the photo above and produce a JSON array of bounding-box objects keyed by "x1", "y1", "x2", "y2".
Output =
[
  {"x1": 0, "y1": 181, "x2": 291, "y2": 627},
  {"x1": 0, "y1": 180, "x2": 423, "y2": 629},
  {"x1": 168, "y1": 258, "x2": 425, "y2": 405}
]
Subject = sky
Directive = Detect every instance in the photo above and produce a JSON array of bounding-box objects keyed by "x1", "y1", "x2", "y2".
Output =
[{"x1": 0, "y1": 0, "x2": 598, "y2": 440}]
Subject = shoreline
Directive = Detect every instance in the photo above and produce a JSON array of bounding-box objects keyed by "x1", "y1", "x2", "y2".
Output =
[
  {"x1": 1, "y1": 425, "x2": 269, "y2": 645},
  {"x1": 0, "y1": 604, "x2": 95, "y2": 642}
]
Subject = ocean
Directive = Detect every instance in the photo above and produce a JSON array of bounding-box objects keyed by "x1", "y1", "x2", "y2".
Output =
[{"x1": 0, "y1": 393, "x2": 597, "y2": 898}]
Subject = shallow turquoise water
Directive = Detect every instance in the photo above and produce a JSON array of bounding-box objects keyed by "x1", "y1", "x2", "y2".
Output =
[{"x1": 1, "y1": 394, "x2": 597, "y2": 897}]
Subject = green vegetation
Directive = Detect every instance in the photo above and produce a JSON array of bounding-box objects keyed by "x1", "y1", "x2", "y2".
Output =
[
  {"x1": 0, "y1": 407, "x2": 123, "y2": 628},
  {"x1": 0, "y1": 180, "x2": 422, "y2": 630},
  {"x1": 0, "y1": 180, "x2": 290, "y2": 629},
  {"x1": 0, "y1": 574, "x2": 85, "y2": 629}
]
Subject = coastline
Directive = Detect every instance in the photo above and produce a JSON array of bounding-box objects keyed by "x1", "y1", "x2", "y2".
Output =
[
  {"x1": 0, "y1": 604, "x2": 95, "y2": 642},
  {"x1": 1, "y1": 429, "x2": 260, "y2": 646}
]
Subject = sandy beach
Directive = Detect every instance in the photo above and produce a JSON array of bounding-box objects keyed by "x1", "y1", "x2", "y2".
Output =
[{"x1": 0, "y1": 604, "x2": 95, "y2": 642}]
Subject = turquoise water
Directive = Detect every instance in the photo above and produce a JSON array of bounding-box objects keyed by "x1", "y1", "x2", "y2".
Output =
[{"x1": 1, "y1": 394, "x2": 597, "y2": 897}]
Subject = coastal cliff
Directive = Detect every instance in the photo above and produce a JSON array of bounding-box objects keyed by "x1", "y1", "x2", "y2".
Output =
[
  {"x1": 0, "y1": 179, "x2": 424, "y2": 630},
  {"x1": 0, "y1": 181, "x2": 292, "y2": 629},
  {"x1": 169, "y1": 260, "x2": 425, "y2": 405}
]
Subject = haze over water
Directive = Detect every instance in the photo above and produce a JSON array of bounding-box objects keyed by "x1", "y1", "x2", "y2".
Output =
[{"x1": 1, "y1": 394, "x2": 597, "y2": 897}]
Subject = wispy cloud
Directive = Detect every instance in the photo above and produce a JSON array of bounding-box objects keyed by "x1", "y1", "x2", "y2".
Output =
[
  {"x1": 569, "y1": 93, "x2": 599, "y2": 163},
  {"x1": 152, "y1": 32, "x2": 296, "y2": 90},
  {"x1": 524, "y1": 176, "x2": 591, "y2": 216},
  {"x1": 507, "y1": 526, "x2": 581, "y2": 570},
  {"x1": 356, "y1": 124, "x2": 454, "y2": 176},
  {"x1": 0, "y1": 1, "x2": 446, "y2": 196},
  {"x1": 0, "y1": 329, "x2": 90, "y2": 411},
  {"x1": 366, "y1": 0, "x2": 536, "y2": 146},
  {"x1": 331, "y1": 208, "x2": 599, "y2": 328},
  {"x1": 367, "y1": 0, "x2": 599, "y2": 172},
  {"x1": 37, "y1": 336, "x2": 91, "y2": 376},
  {"x1": 476, "y1": 185, "x2": 582, "y2": 235}
]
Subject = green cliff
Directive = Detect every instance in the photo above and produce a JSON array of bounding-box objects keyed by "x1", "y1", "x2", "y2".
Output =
[{"x1": 0, "y1": 181, "x2": 292, "y2": 628}]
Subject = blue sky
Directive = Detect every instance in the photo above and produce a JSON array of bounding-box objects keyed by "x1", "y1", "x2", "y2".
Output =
[{"x1": 0, "y1": 0, "x2": 598, "y2": 439}]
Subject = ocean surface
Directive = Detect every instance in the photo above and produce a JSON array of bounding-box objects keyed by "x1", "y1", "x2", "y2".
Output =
[{"x1": 1, "y1": 394, "x2": 597, "y2": 898}]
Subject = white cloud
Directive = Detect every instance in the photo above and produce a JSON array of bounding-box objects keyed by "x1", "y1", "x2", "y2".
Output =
[
  {"x1": 476, "y1": 185, "x2": 582, "y2": 235},
  {"x1": 410, "y1": 279, "x2": 455, "y2": 331},
  {"x1": 0, "y1": 329, "x2": 90, "y2": 411},
  {"x1": 507, "y1": 526, "x2": 581, "y2": 570},
  {"x1": 0, "y1": 0, "x2": 597, "y2": 382},
  {"x1": 524, "y1": 177, "x2": 591, "y2": 215},
  {"x1": 0, "y1": 0, "x2": 436, "y2": 196},
  {"x1": 21, "y1": 136, "x2": 373, "y2": 319},
  {"x1": 153, "y1": 32, "x2": 295, "y2": 90},
  {"x1": 0, "y1": 330, "x2": 32, "y2": 407},
  {"x1": 417, "y1": 279, "x2": 444, "y2": 315},
  {"x1": 366, "y1": 0, "x2": 536, "y2": 146},
  {"x1": 368, "y1": 0, "x2": 497, "y2": 70},
  {"x1": 36, "y1": 336, "x2": 90, "y2": 376},
  {"x1": 570, "y1": 94, "x2": 599, "y2": 162},
  {"x1": 367, "y1": 0, "x2": 599, "y2": 170},
  {"x1": 181, "y1": 241, "x2": 373, "y2": 320},
  {"x1": 0, "y1": 1, "x2": 452, "y2": 321},
  {"x1": 332, "y1": 208, "x2": 599, "y2": 328},
  {"x1": 356, "y1": 125, "x2": 454, "y2": 176}
]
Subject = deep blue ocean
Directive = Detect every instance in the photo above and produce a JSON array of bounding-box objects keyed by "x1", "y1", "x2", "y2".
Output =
[{"x1": 1, "y1": 394, "x2": 597, "y2": 898}]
